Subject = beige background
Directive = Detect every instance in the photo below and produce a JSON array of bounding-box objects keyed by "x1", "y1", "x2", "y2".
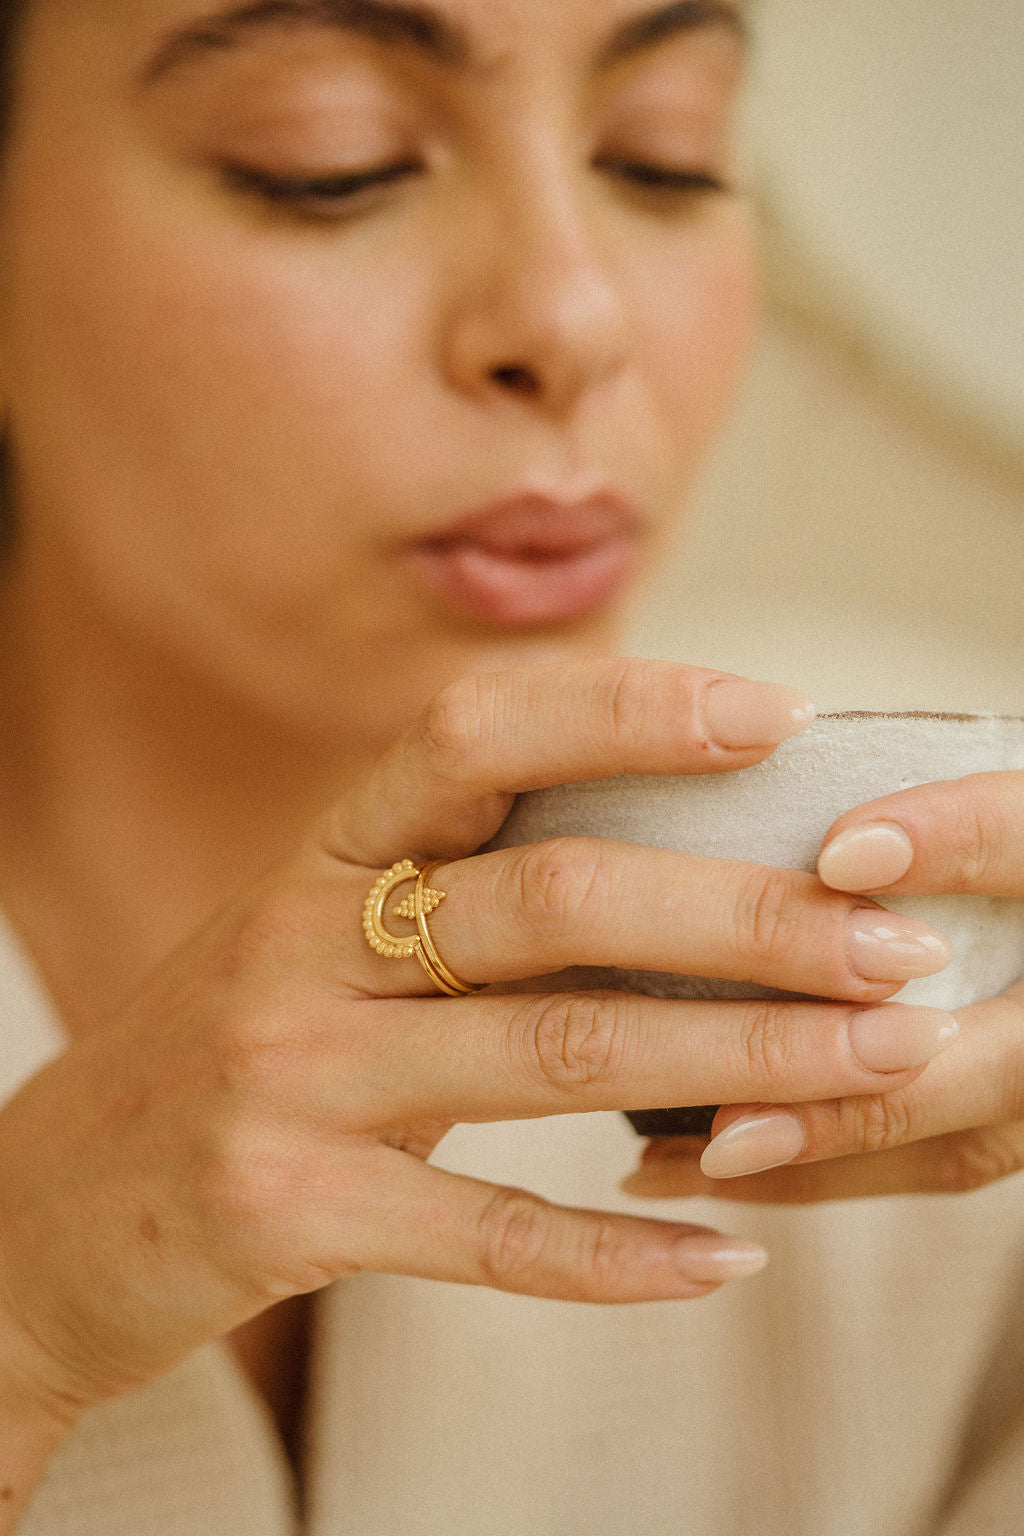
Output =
[{"x1": 626, "y1": 0, "x2": 1024, "y2": 714}]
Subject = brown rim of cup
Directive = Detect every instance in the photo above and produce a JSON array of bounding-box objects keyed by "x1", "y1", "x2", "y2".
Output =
[{"x1": 821, "y1": 710, "x2": 1024, "y2": 723}]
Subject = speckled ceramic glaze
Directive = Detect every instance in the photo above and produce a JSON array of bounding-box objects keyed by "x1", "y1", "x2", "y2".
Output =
[{"x1": 484, "y1": 712, "x2": 1024, "y2": 1136}]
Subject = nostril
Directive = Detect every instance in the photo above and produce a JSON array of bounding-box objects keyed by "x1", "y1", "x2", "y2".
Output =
[{"x1": 492, "y1": 364, "x2": 541, "y2": 396}]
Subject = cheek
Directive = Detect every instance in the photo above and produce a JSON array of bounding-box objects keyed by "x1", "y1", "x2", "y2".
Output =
[
  {"x1": 2, "y1": 164, "x2": 429, "y2": 614},
  {"x1": 634, "y1": 205, "x2": 759, "y2": 456}
]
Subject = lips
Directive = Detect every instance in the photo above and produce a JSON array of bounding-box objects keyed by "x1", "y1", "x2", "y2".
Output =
[{"x1": 402, "y1": 493, "x2": 643, "y2": 628}]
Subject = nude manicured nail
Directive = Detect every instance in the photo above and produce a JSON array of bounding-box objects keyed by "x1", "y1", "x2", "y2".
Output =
[
  {"x1": 699, "y1": 1112, "x2": 806, "y2": 1179},
  {"x1": 818, "y1": 822, "x2": 914, "y2": 890},
  {"x1": 847, "y1": 1005, "x2": 959, "y2": 1073},
  {"x1": 846, "y1": 909, "x2": 953, "y2": 981},
  {"x1": 673, "y1": 1232, "x2": 770, "y2": 1281},
  {"x1": 703, "y1": 679, "x2": 816, "y2": 749}
]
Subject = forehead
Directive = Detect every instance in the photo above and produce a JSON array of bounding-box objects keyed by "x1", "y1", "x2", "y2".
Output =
[{"x1": 24, "y1": 0, "x2": 745, "y2": 79}]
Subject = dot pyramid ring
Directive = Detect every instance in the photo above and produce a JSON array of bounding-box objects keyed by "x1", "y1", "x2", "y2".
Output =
[{"x1": 362, "y1": 860, "x2": 483, "y2": 997}]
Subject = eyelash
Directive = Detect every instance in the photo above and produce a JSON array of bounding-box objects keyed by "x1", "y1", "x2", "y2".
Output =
[
  {"x1": 222, "y1": 159, "x2": 730, "y2": 217},
  {"x1": 596, "y1": 160, "x2": 728, "y2": 197},
  {"x1": 223, "y1": 160, "x2": 424, "y2": 209}
]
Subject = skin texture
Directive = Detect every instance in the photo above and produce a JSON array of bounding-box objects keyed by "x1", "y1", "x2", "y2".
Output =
[
  {"x1": 0, "y1": 1, "x2": 754, "y2": 729},
  {"x1": 0, "y1": 0, "x2": 808, "y2": 1494},
  {"x1": 0, "y1": 660, "x2": 954, "y2": 1420},
  {"x1": 0, "y1": 0, "x2": 757, "y2": 1032},
  {"x1": 0, "y1": 0, "x2": 1021, "y2": 1517}
]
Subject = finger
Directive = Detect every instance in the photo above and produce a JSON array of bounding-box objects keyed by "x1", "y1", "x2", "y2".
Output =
[
  {"x1": 319, "y1": 1143, "x2": 768, "y2": 1301},
  {"x1": 321, "y1": 658, "x2": 815, "y2": 867},
  {"x1": 325, "y1": 989, "x2": 958, "y2": 1129},
  {"x1": 633, "y1": 989, "x2": 1020, "y2": 1184},
  {"x1": 816, "y1": 770, "x2": 1024, "y2": 896},
  {"x1": 343, "y1": 837, "x2": 951, "y2": 1002},
  {"x1": 621, "y1": 1122, "x2": 1024, "y2": 1203}
]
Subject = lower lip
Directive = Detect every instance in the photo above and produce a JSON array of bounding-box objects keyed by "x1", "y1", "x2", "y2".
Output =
[{"x1": 403, "y1": 534, "x2": 641, "y2": 628}]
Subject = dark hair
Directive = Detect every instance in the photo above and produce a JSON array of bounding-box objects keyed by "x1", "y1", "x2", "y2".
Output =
[
  {"x1": 0, "y1": 2, "x2": 23, "y2": 553},
  {"x1": 0, "y1": 2, "x2": 24, "y2": 144}
]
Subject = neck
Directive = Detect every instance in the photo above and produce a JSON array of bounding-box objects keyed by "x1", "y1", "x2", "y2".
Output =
[{"x1": 0, "y1": 565, "x2": 376, "y2": 1038}]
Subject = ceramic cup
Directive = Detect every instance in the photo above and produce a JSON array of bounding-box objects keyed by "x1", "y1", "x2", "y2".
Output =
[{"x1": 483, "y1": 712, "x2": 1024, "y2": 1137}]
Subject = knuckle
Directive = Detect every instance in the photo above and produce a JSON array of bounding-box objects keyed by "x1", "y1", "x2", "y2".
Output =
[
  {"x1": 526, "y1": 992, "x2": 633, "y2": 1095},
  {"x1": 209, "y1": 1002, "x2": 293, "y2": 1098},
  {"x1": 204, "y1": 1010, "x2": 352, "y2": 1138},
  {"x1": 194, "y1": 1128, "x2": 331, "y2": 1296},
  {"x1": 599, "y1": 657, "x2": 651, "y2": 750},
  {"x1": 1004, "y1": 1041, "x2": 1024, "y2": 1120},
  {"x1": 194, "y1": 1119, "x2": 276, "y2": 1236},
  {"x1": 416, "y1": 677, "x2": 487, "y2": 777},
  {"x1": 733, "y1": 866, "x2": 801, "y2": 968},
  {"x1": 937, "y1": 1131, "x2": 1024, "y2": 1194},
  {"x1": 510, "y1": 837, "x2": 607, "y2": 946},
  {"x1": 576, "y1": 1216, "x2": 633, "y2": 1300},
  {"x1": 735, "y1": 1001, "x2": 803, "y2": 1089},
  {"x1": 218, "y1": 886, "x2": 316, "y2": 982},
  {"x1": 477, "y1": 1187, "x2": 554, "y2": 1287},
  {"x1": 833, "y1": 1090, "x2": 914, "y2": 1155},
  {"x1": 948, "y1": 787, "x2": 1003, "y2": 890}
]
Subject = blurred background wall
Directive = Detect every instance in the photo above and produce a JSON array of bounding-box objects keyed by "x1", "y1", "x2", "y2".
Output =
[{"x1": 625, "y1": 0, "x2": 1024, "y2": 712}]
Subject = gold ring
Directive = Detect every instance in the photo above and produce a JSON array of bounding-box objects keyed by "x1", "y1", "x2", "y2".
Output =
[{"x1": 362, "y1": 859, "x2": 482, "y2": 997}]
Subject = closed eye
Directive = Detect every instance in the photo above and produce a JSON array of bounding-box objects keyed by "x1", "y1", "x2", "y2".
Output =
[
  {"x1": 596, "y1": 159, "x2": 729, "y2": 196},
  {"x1": 221, "y1": 156, "x2": 729, "y2": 221},
  {"x1": 222, "y1": 159, "x2": 423, "y2": 214}
]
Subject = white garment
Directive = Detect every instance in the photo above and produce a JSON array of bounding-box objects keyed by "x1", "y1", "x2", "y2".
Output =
[{"x1": 3, "y1": 914, "x2": 1023, "y2": 1536}]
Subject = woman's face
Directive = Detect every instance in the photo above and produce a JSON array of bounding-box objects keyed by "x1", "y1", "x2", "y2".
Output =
[{"x1": 0, "y1": 0, "x2": 757, "y2": 745}]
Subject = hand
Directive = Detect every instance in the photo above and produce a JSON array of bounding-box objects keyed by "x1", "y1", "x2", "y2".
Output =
[
  {"x1": 0, "y1": 659, "x2": 955, "y2": 1424},
  {"x1": 624, "y1": 770, "x2": 1024, "y2": 1203}
]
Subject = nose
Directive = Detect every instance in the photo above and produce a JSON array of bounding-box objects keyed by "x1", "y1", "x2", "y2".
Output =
[{"x1": 439, "y1": 182, "x2": 630, "y2": 421}]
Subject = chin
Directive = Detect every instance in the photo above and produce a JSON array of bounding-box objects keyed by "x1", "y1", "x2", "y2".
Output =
[{"x1": 317, "y1": 612, "x2": 624, "y2": 753}]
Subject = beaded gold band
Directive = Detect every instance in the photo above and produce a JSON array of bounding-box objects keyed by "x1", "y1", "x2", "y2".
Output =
[{"x1": 362, "y1": 859, "x2": 482, "y2": 997}]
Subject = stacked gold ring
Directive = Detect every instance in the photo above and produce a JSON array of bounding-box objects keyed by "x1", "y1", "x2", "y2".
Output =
[{"x1": 362, "y1": 859, "x2": 482, "y2": 997}]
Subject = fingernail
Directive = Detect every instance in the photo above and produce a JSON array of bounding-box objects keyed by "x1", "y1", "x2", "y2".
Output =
[
  {"x1": 699, "y1": 1112, "x2": 806, "y2": 1179},
  {"x1": 848, "y1": 1004, "x2": 959, "y2": 1073},
  {"x1": 818, "y1": 822, "x2": 914, "y2": 890},
  {"x1": 703, "y1": 678, "x2": 816, "y2": 750},
  {"x1": 673, "y1": 1232, "x2": 770, "y2": 1281},
  {"x1": 846, "y1": 908, "x2": 953, "y2": 981}
]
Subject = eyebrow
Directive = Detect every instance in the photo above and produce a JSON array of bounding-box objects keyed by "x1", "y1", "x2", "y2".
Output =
[
  {"x1": 599, "y1": 3, "x2": 747, "y2": 68},
  {"x1": 141, "y1": 0, "x2": 746, "y2": 85}
]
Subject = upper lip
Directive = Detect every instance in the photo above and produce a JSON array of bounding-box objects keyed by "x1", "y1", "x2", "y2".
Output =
[{"x1": 410, "y1": 489, "x2": 644, "y2": 555}]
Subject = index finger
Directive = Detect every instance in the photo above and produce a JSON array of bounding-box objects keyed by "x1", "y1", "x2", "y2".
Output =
[
  {"x1": 816, "y1": 771, "x2": 1024, "y2": 897},
  {"x1": 324, "y1": 658, "x2": 815, "y2": 868}
]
